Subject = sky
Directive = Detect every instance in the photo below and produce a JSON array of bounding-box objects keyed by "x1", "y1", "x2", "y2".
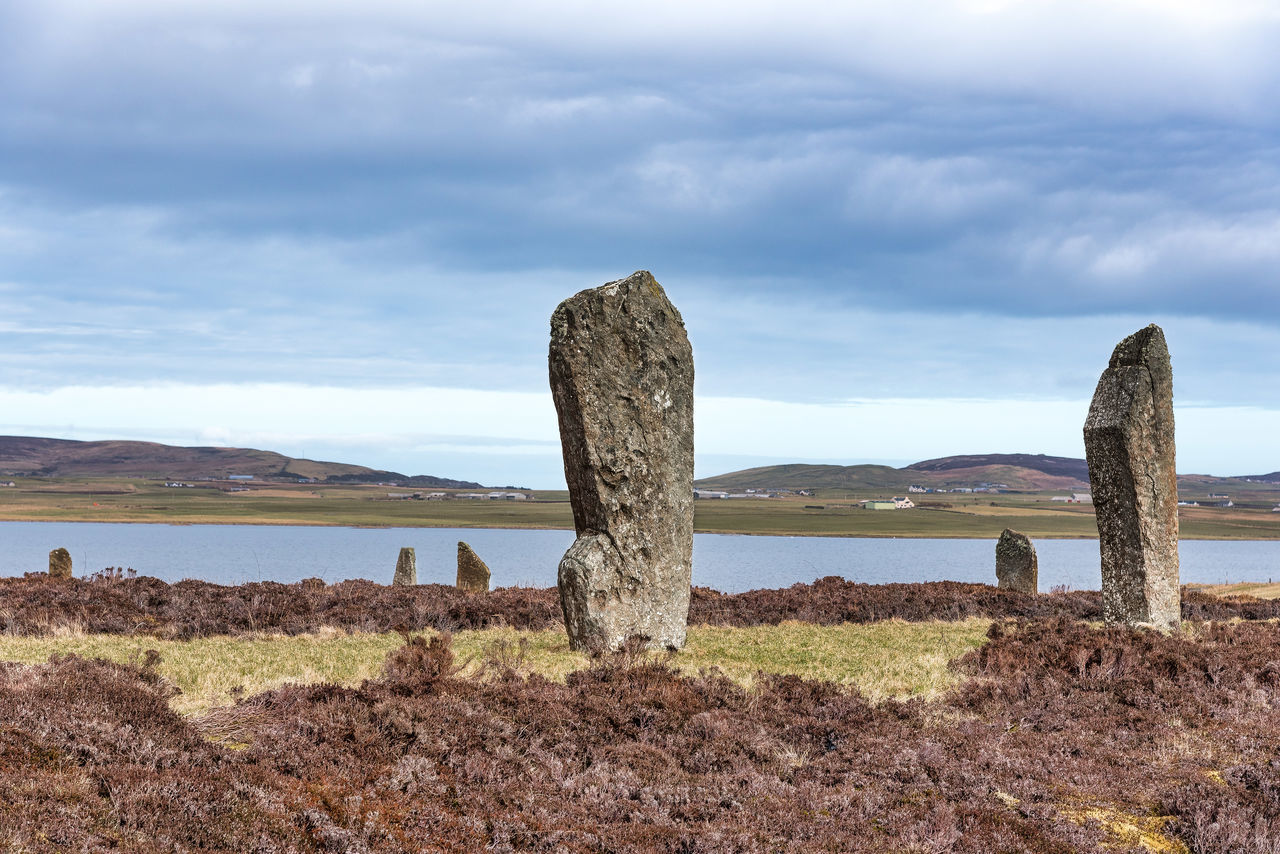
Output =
[{"x1": 1, "y1": 0, "x2": 1278, "y2": 487}]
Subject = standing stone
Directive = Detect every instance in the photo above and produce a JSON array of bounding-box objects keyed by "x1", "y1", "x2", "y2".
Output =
[
  {"x1": 549, "y1": 270, "x2": 694, "y2": 652},
  {"x1": 48, "y1": 548, "x2": 73, "y2": 579},
  {"x1": 995, "y1": 529, "x2": 1038, "y2": 594},
  {"x1": 392, "y1": 547, "x2": 417, "y2": 587},
  {"x1": 456, "y1": 541, "x2": 491, "y2": 594},
  {"x1": 1084, "y1": 324, "x2": 1180, "y2": 631}
]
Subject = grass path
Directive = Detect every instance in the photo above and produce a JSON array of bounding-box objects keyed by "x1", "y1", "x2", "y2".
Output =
[{"x1": 0, "y1": 619, "x2": 993, "y2": 715}]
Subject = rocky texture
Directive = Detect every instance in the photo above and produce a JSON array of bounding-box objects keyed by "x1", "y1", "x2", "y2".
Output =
[
  {"x1": 47, "y1": 548, "x2": 72, "y2": 579},
  {"x1": 549, "y1": 271, "x2": 695, "y2": 652},
  {"x1": 994, "y1": 529, "x2": 1037, "y2": 594},
  {"x1": 392, "y1": 548, "x2": 417, "y2": 587},
  {"x1": 455, "y1": 542, "x2": 490, "y2": 594},
  {"x1": 1083, "y1": 324, "x2": 1180, "y2": 631}
]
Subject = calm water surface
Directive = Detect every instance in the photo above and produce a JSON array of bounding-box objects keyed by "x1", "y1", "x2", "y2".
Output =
[{"x1": 1, "y1": 521, "x2": 1277, "y2": 593}]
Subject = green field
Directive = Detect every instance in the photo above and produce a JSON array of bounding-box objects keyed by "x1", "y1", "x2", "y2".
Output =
[{"x1": 1, "y1": 477, "x2": 1279, "y2": 539}]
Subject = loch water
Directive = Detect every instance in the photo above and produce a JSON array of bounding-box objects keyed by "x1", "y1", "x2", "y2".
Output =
[{"x1": 1, "y1": 521, "x2": 1278, "y2": 593}]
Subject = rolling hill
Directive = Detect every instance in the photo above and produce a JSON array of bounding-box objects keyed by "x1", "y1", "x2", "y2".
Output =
[
  {"x1": 0, "y1": 436, "x2": 483, "y2": 488},
  {"x1": 697, "y1": 454, "x2": 1092, "y2": 492},
  {"x1": 696, "y1": 454, "x2": 1092, "y2": 492},
  {"x1": 698, "y1": 453, "x2": 1278, "y2": 493}
]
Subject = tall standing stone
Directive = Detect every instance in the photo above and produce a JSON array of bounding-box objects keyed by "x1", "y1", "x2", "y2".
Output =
[
  {"x1": 549, "y1": 271, "x2": 694, "y2": 652},
  {"x1": 456, "y1": 541, "x2": 490, "y2": 594},
  {"x1": 1084, "y1": 324, "x2": 1180, "y2": 631},
  {"x1": 48, "y1": 548, "x2": 72, "y2": 579},
  {"x1": 995, "y1": 529, "x2": 1037, "y2": 593},
  {"x1": 392, "y1": 547, "x2": 417, "y2": 586}
]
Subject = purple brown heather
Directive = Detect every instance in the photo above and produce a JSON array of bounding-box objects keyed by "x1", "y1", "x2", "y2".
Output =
[{"x1": 1084, "y1": 324, "x2": 1180, "y2": 631}]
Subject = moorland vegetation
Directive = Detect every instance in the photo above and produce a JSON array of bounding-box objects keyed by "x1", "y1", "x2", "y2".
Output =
[{"x1": 4, "y1": 573, "x2": 1280, "y2": 851}]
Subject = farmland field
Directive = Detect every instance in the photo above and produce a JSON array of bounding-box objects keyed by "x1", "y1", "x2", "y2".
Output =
[{"x1": 2, "y1": 477, "x2": 1279, "y2": 539}]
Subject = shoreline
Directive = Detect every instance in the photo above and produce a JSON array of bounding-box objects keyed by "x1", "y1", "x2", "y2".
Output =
[{"x1": 0, "y1": 515, "x2": 1277, "y2": 541}]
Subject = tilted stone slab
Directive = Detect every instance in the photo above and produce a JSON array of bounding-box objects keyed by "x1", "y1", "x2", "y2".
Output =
[
  {"x1": 456, "y1": 541, "x2": 490, "y2": 594},
  {"x1": 549, "y1": 270, "x2": 694, "y2": 652},
  {"x1": 995, "y1": 528, "x2": 1037, "y2": 594},
  {"x1": 1083, "y1": 324, "x2": 1180, "y2": 631},
  {"x1": 48, "y1": 547, "x2": 72, "y2": 579},
  {"x1": 393, "y1": 547, "x2": 417, "y2": 587}
]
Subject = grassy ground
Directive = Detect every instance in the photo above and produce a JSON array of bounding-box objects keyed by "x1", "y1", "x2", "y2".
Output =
[
  {"x1": 1188, "y1": 581, "x2": 1280, "y2": 599},
  {"x1": 0, "y1": 619, "x2": 993, "y2": 716},
  {"x1": 2, "y1": 476, "x2": 1279, "y2": 538}
]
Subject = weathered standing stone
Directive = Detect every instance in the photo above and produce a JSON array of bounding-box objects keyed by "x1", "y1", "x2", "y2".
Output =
[
  {"x1": 392, "y1": 547, "x2": 417, "y2": 587},
  {"x1": 995, "y1": 529, "x2": 1038, "y2": 594},
  {"x1": 1084, "y1": 323, "x2": 1180, "y2": 631},
  {"x1": 549, "y1": 270, "x2": 694, "y2": 652},
  {"x1": 456, "y1": 541, "x2": 491, "y2": 594},
  {"x1": 48, "y1": 548, "x2": 73, "y2": 579}
]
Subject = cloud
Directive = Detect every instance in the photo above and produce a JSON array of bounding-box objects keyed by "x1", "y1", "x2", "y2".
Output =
[{"x1": 0, "y1": 0, "x2": 1277, "y2": 483}]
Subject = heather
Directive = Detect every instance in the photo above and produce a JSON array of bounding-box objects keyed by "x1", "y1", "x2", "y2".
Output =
[
  {"x1": 5, "y1": 620, "x2": 1280, "y2": 851},
  {"x1": 2, "y1": 572, "x2": 1276, "y2": 638}
]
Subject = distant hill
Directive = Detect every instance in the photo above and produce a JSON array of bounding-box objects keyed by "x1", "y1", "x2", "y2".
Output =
[
  {"x1": 697, "y1": 454, "x2": 1091, "y2": 492},
  {"x1": 906, "y1": 453, "x2": 1090, "y2": 482},
  {"x1": 698, "y1": 453, "x2": 1280, "y2": 493},
  {"x1": 0, "y1": 436, "x2": 483, "y2": 488}
]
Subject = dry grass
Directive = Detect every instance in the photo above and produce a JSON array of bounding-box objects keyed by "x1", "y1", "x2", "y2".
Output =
[
  {"x1": 1187, "y1": 581, "x2": 1280, "y2": 599},
  {"x1": 0, "y1": 618, "x2": 992, "y2": 715}
]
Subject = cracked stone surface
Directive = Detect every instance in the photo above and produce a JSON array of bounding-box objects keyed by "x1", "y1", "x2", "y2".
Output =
[
  {"x1": 549, "y1": 270, "x2": 694, "y2": 652},
  {"x1": 48, "y1": 548, "x2": 72, "y2": 579},
  {"x1": 1083, "y1": 324, "x2": 1180, "y2": 631},
  {"x1": 456, "y1": 541, "x2": 490, "y2": 594},
  {"x1": 995, "y1": 529, "x2": 1038, "y2": 594},
  {"x1": 392, "y1": 547, "x2": 417, "y2": 587}
]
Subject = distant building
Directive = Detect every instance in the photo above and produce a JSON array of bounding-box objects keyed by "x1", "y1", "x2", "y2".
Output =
[
  {"x1": 893, "y1": 496, "x2": 914, "y2": 509},
  {"x1": 694, "y1": 489, "x2": 730, "y2": 500},
  {"x1": 1273, "y1": 505, "x2": 1280, "y2": 513},
  {"x1": 951, "y1": 487, "x2": 973, "y2": 493},
  {"x1": 1051, "y1": 496, "x2": 1071, "y2": 502},
  {"x1": 1072, "y1": 493, "x2": 1092, "y2": 503},
  {"x1": 228, "y1": 474, "x2": 254, "y2": 481},
  {"x1": 864, "y1": 500, "x2": 898, "y2": 510},
  {"x1": 908, "y1": 485, "x2": 927, "y2": 493},
  {"x1": 0, "y1": 480, "x2": 14, "y2": 487}
]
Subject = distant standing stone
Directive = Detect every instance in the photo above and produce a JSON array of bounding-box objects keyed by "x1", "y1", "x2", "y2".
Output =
[
  {"x1": 549, "y1": 270, "x2": 694, "y2": 652},
  {"x1": 456, "y1": 541, "x2": 491, "y2": 594},
  {"x1": 300, "y1": 577, "x2": 326, "y2": 592},
  {"x1": 393, "y1": 547, "x2": 417, "y2": 587},
  {"x1": 1084, "y1": 323, "x2": 1180, "y2": 631},
  {"x1": 995, "y1": 529, "x2": 1037, "y2": 594},
  {"x1": 48, "y1": 547, "x2": 73, "y2": 579}
]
